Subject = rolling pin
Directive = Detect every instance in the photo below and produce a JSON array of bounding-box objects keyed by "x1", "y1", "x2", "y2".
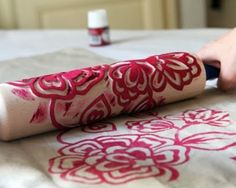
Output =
[{"x1": 0, "y1": 52, "x2": 219, "y2": 141}]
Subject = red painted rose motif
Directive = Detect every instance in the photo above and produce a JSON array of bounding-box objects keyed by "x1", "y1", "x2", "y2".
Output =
[
  {"x1": 182, "y1": 108, "x2": 231, "y2": 126},
  {"x1": 9, "y1": 65, "x2": 108, "y2": 100},
  {"x1": 126, "y1": 118, "x2": 175, "y2": 133},
  {"x1": 63, "y1": 65, "x2": 109, "y2": 95},
  {"x1": 148, "y1": 52, "x2": 201, "y2": 92},
  {"x1": 109, "y1": 60, "x2": 155, "y2": 106},
  {"x1": 49, "y1": 107, "x2": 236, "y2": 185},
  {"x1": 8, "y1": 52, "x2": 202, "y2": 129},
  {"x1": 81, "y1": 122, "x2": 116, "y2": 133},
  {"x1": 126, "y1": 96, "x2": 165, "y2": 114},
  {"x1": 79, "y1": 94, "x2": 112, "y2": 124},
  {"x1": 8, "y1": 66, "x2": 109, "y2": 128},
  {"x1": 108, "y1": 52, "x2": 201, "y2": 109},
  {"x1": 165, "y1": 108, "x2": 231, "y2": 127},
  {"x1": 123, "y1": 97, "x2": 156, "y2": 113},
  {"x1": 49, "y1": 134, "x2": 190, "y2": 184}
]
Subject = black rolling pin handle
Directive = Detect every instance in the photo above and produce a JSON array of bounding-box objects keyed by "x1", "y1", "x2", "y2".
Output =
[{"x1": 204, "y1": 63, "x2": 220, "y2": 80}]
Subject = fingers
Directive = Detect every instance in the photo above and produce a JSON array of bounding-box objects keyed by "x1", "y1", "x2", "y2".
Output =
[
  {"x1": 217, "y1": 76, "x2": 236, "y2": 91},
  {"x1": 217, "y1": 58, "x2": 236, "y2": 91},
  {"x1": 197, "y1": 42, "x2": 220, "y2": 62},
  {"x1": 196, "y1": 28, "x2": 236, "y2": 91},
  {"x1": 197, "y1": 43, "x2": 236, "y2": 91}
]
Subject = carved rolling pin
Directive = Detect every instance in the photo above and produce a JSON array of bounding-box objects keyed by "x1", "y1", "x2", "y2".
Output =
[{"x1": 0, "y1": 52, "x2": 219, "y2": 141}]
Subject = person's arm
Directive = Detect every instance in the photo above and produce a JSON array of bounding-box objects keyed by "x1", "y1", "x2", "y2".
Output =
[{"x1": 197, "y1": 28, "x2": 236, "y2": 91}]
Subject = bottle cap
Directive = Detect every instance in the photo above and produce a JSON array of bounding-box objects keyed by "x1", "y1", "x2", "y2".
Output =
[{"x1": 88, "y1": 9, "x2": 108, "y2": 28}]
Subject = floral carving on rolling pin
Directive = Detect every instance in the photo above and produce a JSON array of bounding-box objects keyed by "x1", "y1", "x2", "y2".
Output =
[
  {"x1": 108, "y1": 52, "x2": 201, "y2": 108},
  {"x1": 8, "y1": 52, "x2": 201, "y2": 128},
  {"x1": 108, "y1": 60, "x2": 155, "y2": 106},
  {"x1": 81, "y1": 121, "x2": 116, "y2": 133},
  {"x1": 9, "y1": 65, "x2": 108, "y2": 100},
  {"x1": 149, "y1": 53, "x2": 201, "y2": 92}
]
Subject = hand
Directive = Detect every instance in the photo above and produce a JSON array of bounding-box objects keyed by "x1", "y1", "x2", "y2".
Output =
[{"x1": 197, "y1": 28, "x2": 236, "y2": 91}]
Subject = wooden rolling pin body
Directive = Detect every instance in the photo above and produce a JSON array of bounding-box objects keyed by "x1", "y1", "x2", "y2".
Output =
[{"x1": 0, "y1": 52, "x2": 206, "y2": 140}]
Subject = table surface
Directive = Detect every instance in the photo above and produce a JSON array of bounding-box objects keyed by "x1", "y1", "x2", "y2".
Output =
[{"x1": 0, "y1": 29, "x2": 229, "y2": 62}]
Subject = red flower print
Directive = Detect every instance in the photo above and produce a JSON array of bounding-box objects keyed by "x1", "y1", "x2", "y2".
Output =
[
  {"x1": 8, "y1": 52, "x2": 203, "y2": 130},
  {"x1": 164, "y1": 108, "x2": 231, "y2": 128},
  {"x1": 8, "y1": 66, "x2": 108, "y2": 128},
  {"x1": 49, "y1": 107, "x2": 236, "y2": 185},
  {"x1": 149, "y1": 52, "x2": 201, "y2": 92},
  {"x1": 10, "y1": 65, "x2": 108, "y2": 100},
  {"x1": 109, "y1": 60, "x2": 155, "y2": 106},
  {"x1": 179, "y1": 132, "x2": 236, "y2": 151},
  {"x1": 126, "y1": 118, "x2": 175, "y2": 133},
  {"x1": 63, "y1": 65, "x2": 108, "y2": 95},
  {"x1": 31, "y1": 73, "x2": 75, "y2": 100},
  {"x1": 182, "y1": 108, "x2": 231, "y2": 126},
  {"x1": 49, "y1": 134, "x2": 190, "y2": 184},
  {"x1": 81, "y1": 122, "x2": 116, "y2": 133},
  {"x1": 79, "y1": 94, "x2": 112, "y2": 124},
  {"x1": 126, "y1": 96, "x2": 165, "y2": 113}
]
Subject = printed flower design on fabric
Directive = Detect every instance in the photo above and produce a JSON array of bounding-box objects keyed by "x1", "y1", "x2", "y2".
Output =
[
  {"x1": 181, "y1": 108, "x2": 231, "y2": 126},
  {"x1": 126, "y1": 118, "x2": 175, "y2": 133},
  {"x1": 49, "y1": 134, "x2": 189, "y2": 184},
  {"x1": 8, "y1": 52, "x2": 201, "y2": 129},
  {"x1": 127, "y1": 108, "x2": 231, "y2": 134},
  {"x1": 165, "y1": 108, "x2": 231, "y2": 127},
  {"x1": 48, "y1": 108, "x2": 236, "y2": 185},
  {"x1": 126, "y1": 108, "x2": 235, "y2": 151}
]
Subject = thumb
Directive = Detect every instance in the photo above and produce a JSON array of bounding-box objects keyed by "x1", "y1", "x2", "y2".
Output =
[
  {"x1": 197, "y1": 42, "x2": 220, "y2": 62},
  {"x1": 217, "y1": 74, "x2": 235, "y2": 91},
  {"x1": 217, "y1": 60, "x2": 236, "y2": 91}
]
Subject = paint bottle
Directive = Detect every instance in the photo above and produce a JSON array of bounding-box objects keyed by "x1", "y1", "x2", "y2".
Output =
[{"x1": 87, "y1": 9, "x2": 111, "y2": 47}]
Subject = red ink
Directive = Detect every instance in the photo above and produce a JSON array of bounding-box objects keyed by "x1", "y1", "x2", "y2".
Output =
[
  {"x1": 181, "y1": 108, "x2": 231, "y2": 126},
  {"x1": 126, "y1": 119, "x2": 175, "y2": 133},
  {"x1": 80, "y1": 94, "x2": 111, "y2": 124},
  {"x1": 165, "y1": 108, "x2": 231, "y2": 128},
  {"x1": 11, "y1": 88, "x2": 35, "y2": 101},
  {"x1": 149, "y1": 53, "x2": 201, "y2": 92},
  {"x1": 88, "y1": 9, "x2": 110, "y2": 46},
  {"x1": 30, "y1": 103, "x2": 47, "y2": 124},
  {"x1": 48, "y1": 108, "x2": 236, "y2": 185},
  {"x1": 49, "y1": 134, "x2": 189, "y2": 184},
  {"x1": 88, "y1": 27, "x2": 110, "y2": 46},
  {"x1": 8, "y1": 53, "x2": 201, "y2": 129},
  {"x1": 64, "y1": 102, "x2": 72, "y2": 116},
  {"x1": 81, "y1": 122, "x2": 116, "y2": 133}
]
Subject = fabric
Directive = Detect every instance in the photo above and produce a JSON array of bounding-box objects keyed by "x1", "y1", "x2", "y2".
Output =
[
  {"x1": 0, "y1": 48, "x2": 236, "y2": 188},
  {"x1": 0, "y1": 52, "x2": 205, "y2": 140}
]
